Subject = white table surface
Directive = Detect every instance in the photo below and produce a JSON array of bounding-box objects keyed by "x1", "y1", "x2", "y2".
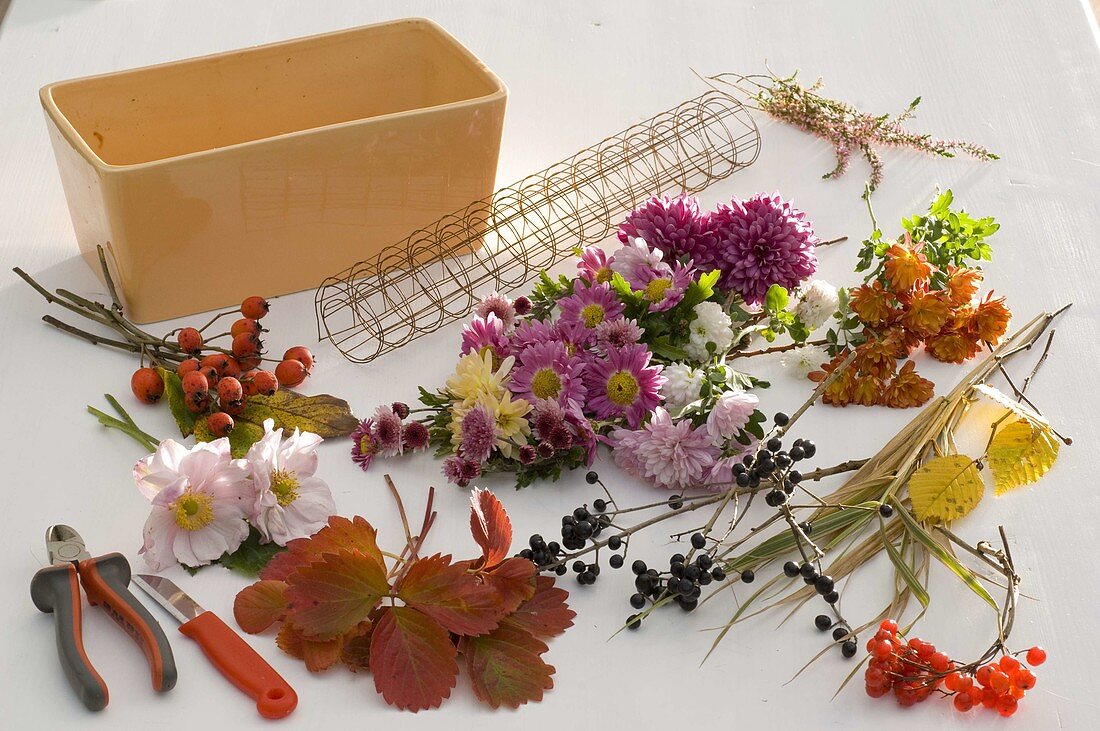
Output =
[{"x1": 2, "y1": 1, "x2": 1099, "y2": 729}]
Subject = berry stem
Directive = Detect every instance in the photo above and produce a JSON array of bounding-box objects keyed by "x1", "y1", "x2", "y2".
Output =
[{"x1": 737, "y1": 338, "x2": 829, "y2": 359}]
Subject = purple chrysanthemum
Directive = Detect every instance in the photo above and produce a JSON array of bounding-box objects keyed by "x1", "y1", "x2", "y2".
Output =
[
  {"x1": 610, "y1": 407, "x2": 718, "y2": 490},
  {"x1": 511, "y1": 318, "x2": 559, "y2": 352},
  {"x1": 442, "y1": 456, "x2": 481, "y2": 486},
  {"x1": 474, "y1": 291, "x2": 516, "y2": 329},
  {"x1": 577, "y1": 246, "x2": 614, "y2": 285},
  {"x1": 460, "y1": 314, "x2": 510, "y2": 360},
  {"x1": 457, "y1": 403, "x2": 496, "y2": 464},
  {"x1": 610, "y1": 237, "x2": 666, "y2": 289},
  {"x1": 584, "y1": 344, "x2": 666, "y2": 428},
  {"x1": 563, "y1": 400, "x2": 600, "y2": 466},
  {"x1": 372, "y1": 405, "x2": 404, "y2": 457},
  {"x1": 710, "y1": 192, "x2": 819, "y2": 304},
  {"x1": 350, "y1": 419, "x2": 377, "y2": 470},
  {"x1": 594, "y1": 317, "x2": 643, "y2": 352},
  {"x1": 557, "y1": 282, "x2": 624, "y2": 341},
  {"x1": 618, "y1": 194, "x2": 719, "y2": 269},
  {"x1": 402, "y1": 421, "x2": 430, "y2": 452},
  {"x1": 531, "y1": 398, "x2": 567, "y2": 440},
  {"x1": 635, "y1": 261, "x2": 694, "y2": 313},
  {"x1": 510, "y1": 341, "x2": 587, "y2": 405}
]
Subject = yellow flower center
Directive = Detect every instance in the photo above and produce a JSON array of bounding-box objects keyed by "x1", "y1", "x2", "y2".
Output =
[
  {"x1": 595, "y1": 267, "x2": 613, "y2": 284},
  {"x1": 530, "y1": 367, "x2": 562, "y2": 399},
  {"x1": 173, "y1": 491, "x2": 214, "y2": 531},
  {"x1": 644, "y1": 277, "x2": 673, "y2": 302},
  {"x1": 359, "y1": 434, "x2": 376, "y2": 454},
  {"x1": 580, "y1": 303, "x2": 606, "y2": 328},
  {"x1": 606, "y1": 371, "x2": 640, "y2": 406},
  {"x1": 269, "y1": 469, "x2": 300, "y2": 507}
]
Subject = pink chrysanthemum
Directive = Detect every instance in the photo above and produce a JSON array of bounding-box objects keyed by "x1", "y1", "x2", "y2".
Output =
[
  {"x1": 457, "y1": 403, "x2": 497, "y2": 464},
  {"x1": 531, "y1": 398, "x2": 567, "y2": 439},
  {"x1": 474, "y1": 291, "x2": 517, "y2": 329},
  {"x1": 594, "y1": 317, "x2": 644, "y2": 351},
  {"x1": 618, "y1": 194, "x2": 719, "y2": 269},
  {"x1": 710, "y1": 192, "x2": 819, "y2": 304},
  {"x1": 372, "y1": 405, "x2": 404, "y2": 457},
  {"x1": 460, "y1": 313, "x2": 510, "y2": 361},
  {"x1": 511, "y1": 341, "x2": 587, "y2": 405},
  {"x1": 577, "y1": 246, "x2": 615, "y2": 285},
  {"x1": 610, "y1": 408, "x2": 718, "y2": 490},
  {"x1": 610, "y1": 237, "x2": 666, "y2": 289},
  {"x1": 564, "y1": 400, "x2": 600, "y2": 466},
  {"x1": 584, "y1": 344, "x2": 665, "y2": 428},
  {"x1": 511, "y1": 318, "x2": 559, "y2": 352},
  {"x1": 402, "y1": 421, "x2": 430, "y2": 452},
  {"x1": 350, "y1": 419, "x2": 377, "y2": 470},
  {"x1": 635, "y1": 261, "x2": 693, "y2": 312},
  {"x1": 442, "y1": 456, "x2": 481, "y2": 486},
  {"x1": 705, "y1": 390, "x2": 760, "y2": 445},
  {"x1": 557, "y1": 282, "x2": 624, "y2": 341}
]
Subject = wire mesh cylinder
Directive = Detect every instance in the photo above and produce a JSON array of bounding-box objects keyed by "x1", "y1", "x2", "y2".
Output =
[{"x1": 315, "y1": 89, "x2": 760, "y2": 363}]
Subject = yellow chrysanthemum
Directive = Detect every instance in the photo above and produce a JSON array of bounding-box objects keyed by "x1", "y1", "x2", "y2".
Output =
[
  {"x1": 480, "y1": 390, "x2": 532, "y2": 458},
  {"x1": 445, "y1": 350, "x2": 513, "y2": 405}
]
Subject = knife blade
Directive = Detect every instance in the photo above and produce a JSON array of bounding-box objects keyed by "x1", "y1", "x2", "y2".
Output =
[{"x1": 133, "y1": 574, "x2": 297, "y2": 719}]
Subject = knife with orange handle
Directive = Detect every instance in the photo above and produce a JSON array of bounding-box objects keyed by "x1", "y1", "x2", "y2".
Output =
[{"x1": 133, "y1": 574, "x2": 297, "y2": 719}]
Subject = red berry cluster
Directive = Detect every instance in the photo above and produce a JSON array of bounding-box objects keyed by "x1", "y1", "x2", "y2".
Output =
[
  {"x1": 129, "y1": 296, "x2": 315, "y2": 436},
  {"x1": 864, "y1": 619, "x2": 1045, "y2": 718}
]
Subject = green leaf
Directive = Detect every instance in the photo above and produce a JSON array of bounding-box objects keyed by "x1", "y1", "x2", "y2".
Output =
[
  {"x1": 193, "y1": 416, "x2": 265, "y2": 458},
  {"x1": 764, "y1": 284, "x2": 789, "y2": 313},
  {"x1": 238, "y1": 390, "x2": 358, "y2": 439},
  {"x1": 157, "y1": 368, "x2": 196, "y2": 437},
  {"x1": 879, "y1": 520, "x2": 929, "y2": 608},
  {"x1": 218, "y1": 527, "x2": 286, "y2": 577}
]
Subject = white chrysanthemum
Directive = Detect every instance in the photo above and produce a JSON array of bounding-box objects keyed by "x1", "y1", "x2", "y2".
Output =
[
  {"x1": 794, "y1": 280, "x2": 839, "y2": 331},
  {"x1": 660, "y1": 363, "x2": 705, "y2": 412},
  {"x1": 780, "y1": 344, "x2": 829, "y2": 377},
  {"x1": 705, "y1": 390, "x2": 759, "y2": 445},
  {"x1": 684, "y1": 301, "x2": 735, "y2": 362}
]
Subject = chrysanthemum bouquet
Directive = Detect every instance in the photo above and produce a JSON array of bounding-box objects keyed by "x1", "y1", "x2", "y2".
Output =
[{"x1": 354, "y1": 192, "x2": 836, "y2": 489}]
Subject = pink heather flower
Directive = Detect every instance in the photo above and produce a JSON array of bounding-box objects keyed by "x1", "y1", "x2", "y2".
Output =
[
  {"x1": 584, "y1": 344, "x2": 666, "y2": 428},
  {"x1": 510, "y1": 340, "x2": 586, "y2": 405},
  {"x1": 618, "y1": 194, "x2": 719, "y2": 270},
  {"x1": 458, "y1": 403, "x2": 497, "y2": 463},
  {"x1": 705, "y1": 390, "x2": 760, "y2": 445},
  {"x1": 577, "y1": 246, "x2": 615, "y2": 285},
  {"x1": 710, "y1": 192, "x2": 819, "y2": 304},
  {"x1": 474, "y1": 291, "x2": 517, "y2": 329},
  {"x1": 635, "y1": 261, "x2": 693, "y2": 313},
  {"x1": 350, "y1": 419, "x2": 377, "y2": 470},
  {"x1": 391, "y1": 401, "x2": 410, "y2": 419},
  {"x1": 512, "y1": 318, "x2": 559, "y2": 352},
  {"x1": 612, "y1": 408, "x2": 718, "y2": 490},
  {"x1": 610, "y1": 237, "x2": 666, "y2": 288},
  {"x1": 557, "y1": 282, "x2": 624, "y2": 341},
  {"x1": 595, "y1": 317, "x2": 644, "y2": 351},
  {"x1": 134, "y1": 438, "x2": 251, "y2": 570},
  {"x1": 245, "y1": 419, "x2": 335, "y2": 546},
  {"x1": 402, "y1": 421, "x2": 430, "y2": 451},
  {"x1": 514, "y1": 296, "x2": 532, "y2": 316},
  {"x1": 372, "y1": 405, "x2": 404, "y2": 457},
  {"x1": 460, "y1": 313, "x2": 510, "y2": 360}
]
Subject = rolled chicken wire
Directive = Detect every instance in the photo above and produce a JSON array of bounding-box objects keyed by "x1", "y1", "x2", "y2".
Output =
[{"x1": 315, "y1": 88, "x2": 760, "y2": 364}]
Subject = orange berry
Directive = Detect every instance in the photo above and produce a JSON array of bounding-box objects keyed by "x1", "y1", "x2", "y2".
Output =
[
  {"x1": 275, "y1": 358, "x2": 308, "y2": 387},
  {"x1": 198, "y1": 365, "x2": 220, "y2": 385},
  {"x1": 1015, "y1": 668, "x2": 1037, "y2": 690},
  {"x1": 232, "y1": 332, "x2": 262, "y2": 358},
  {"x1": 981, "y1": 687, "x2": 999, "y2": 709},
  {"x1": 989, "y1": 671, "x2": 1010, "y2": 694},
  {"x1": 177, "y1": 327, "x2": 204, "y2": 355},
  {"x1": 976, "y1": 664, "x2": 994, "y2": 687},
  {"x1": 865, "y1": 684, "x2": 890, "y2": 698},
  {"x1": 130, "y1": 367, "x2": 164, "y2": 404},
  {"x1": 871, "y1": 639, "x2": 893, "y2": 661},
  {"x1": 282, "y1": 346, "x2": 314, "y2": 371},
  {"x1": 200, "y1": 353, "x2": 230, "y2": 374},
  {"x1": 177, "y1": 358, "x2": 200, "y2": 377},
  {"x1": 186, "y1": 391, "x2": 210, "y2": 414},
  {"x1": 221, "y1": 356, "x2": 243, "y2": 379},
  {"x1": 995, "y1": 694, "x2": 1018, "y2": 717},
  {"x1": 231, "y1": 317, "x2": 262, "y2": 338},
  {"x1": 206, "y1": 411, "x2": 234, "y2": 437},
  {"x1": 181, "y1": 371, "x2": 209, "y2": 394},
  {"x1": 879, "y1": 619, "x2": 899, "y2": 634},
  {"x1": 930, "y1": 652, "x2": 951, "y2": 673},
  {"x1": 241, "y1": 296, "x2": 270, "y2": 319},
  {"x1": 222, "y1": 396, "x2": 247, "y2": 416},
  {"x1": 1025, "y1": 646, "x2": 1046, "y2": 666},
  {"x1": 953, "y1": 692, "x2": 974, "y2": 712},
  {"x1": 251, "y1": 370, "x2": 279, "y2": 396},
  {"x1": 999, "y1": 655, "x2": 1021, "y2": 672},
  {"x1": 217, "y1": 376, "x2": 243, "y2": 405}
]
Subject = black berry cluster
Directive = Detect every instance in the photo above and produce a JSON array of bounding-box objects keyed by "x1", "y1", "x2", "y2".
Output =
[{"x1": 624, "y1": 546, "x2": 728, "y2": 628}]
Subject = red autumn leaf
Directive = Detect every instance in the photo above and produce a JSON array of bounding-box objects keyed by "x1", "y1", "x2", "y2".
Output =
[
  {"x1": 502, "y1": 575, "x2": 575, "y2": 639},
  {"x1": 480, "y1": 557, "x2": 537, "y2": 614},
  {"x1": 369, "y1": 606, "x2": 458, "y2": 712},
  {"x1": 396, "y1": 554, "x2": 505, "y2": 636},
  {"x1": 262, "y1": 515, "x2": 384, "y2": 582},
  {"x1": 285, "y1": 548, "x2": 390, "y2": 639},
  {"x1": 463, "y1": 623, "x2": 554, "y2": 709},
  {"x1": 233, "y1": 580, "x2": 287, "y2": 634},
  {"x1": 276, "y1": 623, "x2": 345, "y2": 672},
  {"x1": 341, "y1": 631, "x2": 372, "y2": 672},
  {"x1": 469, "y1": 488, "x2": 512, "y2": 568}
]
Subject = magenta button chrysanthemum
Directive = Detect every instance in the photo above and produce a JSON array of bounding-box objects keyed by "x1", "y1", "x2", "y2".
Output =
[
  {"x1": 510, "y1": 340, "x2": 587, "y2": 405},
  {"x1": 618, "y1": 194, "x2": 718, "y2": 269},
  {"x1": 584, "y1": 344, "x2": 665, "y2": 428},
  {"x1": 711, "y1": 192, "x2": 819, "y2": 304},
  {"x1": 557, "y1": 282, "x2": 625, "y2": 341}
]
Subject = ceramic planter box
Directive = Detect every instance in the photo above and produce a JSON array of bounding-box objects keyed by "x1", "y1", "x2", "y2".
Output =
[{"x1": 41, "y1": 19, "x2": 507, "y2": 323}]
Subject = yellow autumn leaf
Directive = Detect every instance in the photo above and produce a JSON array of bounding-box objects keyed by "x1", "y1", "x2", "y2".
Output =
[
  {"x1": 987, "y1": 418, "x2": 1060, "y2": 495},
  {"x1": 908, "y1": 455, "x2": 984, "y2": 524},
  {"x1": 972, "y1": 384, "x2": 1048, "y2": 427}
]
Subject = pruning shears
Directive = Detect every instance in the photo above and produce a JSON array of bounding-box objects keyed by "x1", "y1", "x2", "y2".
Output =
[{"x1": 30, "y1": 525, "x2": 177, "y2": 711}]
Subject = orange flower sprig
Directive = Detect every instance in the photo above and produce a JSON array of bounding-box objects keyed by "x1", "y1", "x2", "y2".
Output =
[{"x1": 813, "y1": 190, "x2": 1010, "y2": 408}]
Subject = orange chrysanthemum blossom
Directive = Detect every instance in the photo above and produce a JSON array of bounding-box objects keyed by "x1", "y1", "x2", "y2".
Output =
[
  {"x1": 973, "y1": 293, "x2": 1011, "y2": 344},
  {"x1": 854, "y1": 337, "x2": 898, "y2": 379},
  {"x1": 898, "y1": 289, "x2": 951, "y2": 338},
  {"x1": 851, "y1": 375, "x2": 885, "y2": 406},
  {"x1": 925, "y1": 329, "x2": 981, "y2": 364},
  {"x1": 882, "y1": 361, "x2": 935, "y2": 408},
  {"x1": 809, "y1": 352, "x2": 856, "y2": 406},
  {"x1": 881, "y1": 326, "x2": 922, "y2": 358},
  {"x1": 944, "y1": 266, "x2": 983, "y2": 307},
  {"x1": 850, "y1": 281, "x2": 894, "y2": 326},
  {"x1": 883, "y1": 234, "x2": 932, "y2": 291}
]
